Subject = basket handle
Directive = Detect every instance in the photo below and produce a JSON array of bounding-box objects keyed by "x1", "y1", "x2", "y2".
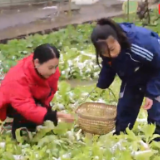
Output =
[
  {"x1": 74, "y1": 86, "x2": 117, "y2": 111},
  {"x1": 107, "y1": 88, "x2": 117, "y2": 102},
  {"x1": 74, "y1": 86, "x2": 97, "y2": 108}
]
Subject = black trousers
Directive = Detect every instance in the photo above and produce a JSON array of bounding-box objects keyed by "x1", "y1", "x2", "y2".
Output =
[
  {"x1": 7, "y1": 105, "x2": 37, "y2": 139},
  {"x1": 6, "y1": 99, "x2": 46, "y2": 139},
  {"x1": 114, "y1": 82, "x2": 160, "y2": 141}
]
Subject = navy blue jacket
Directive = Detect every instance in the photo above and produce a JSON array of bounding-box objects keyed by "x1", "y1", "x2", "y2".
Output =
[{"x1": 97, "y1": 22, "x2": 160, "y2": 99}]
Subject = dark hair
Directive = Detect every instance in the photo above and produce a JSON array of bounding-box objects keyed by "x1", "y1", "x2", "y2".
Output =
[
  {"x1": 33, "y1": 44, "x2": 60, "y2": 64},
  {"x1": 91, "y1": 18, "x2": 130, "y2": 66}
]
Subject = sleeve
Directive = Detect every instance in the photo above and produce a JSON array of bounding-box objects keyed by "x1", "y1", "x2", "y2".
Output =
[
  {"x1": 97, "y1": 60, "x2": 116, "y2": 89},
  {"x1": 130, "y1": 37, "x2": 160, "y2": 99},
  {"x1": 9, "y1": 80, "x2": 57, "y2": 125}
]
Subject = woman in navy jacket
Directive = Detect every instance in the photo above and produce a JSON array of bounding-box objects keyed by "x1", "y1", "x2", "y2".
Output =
[{"x1": 91, "y1": 18, "x2": 160, "y2": 137}]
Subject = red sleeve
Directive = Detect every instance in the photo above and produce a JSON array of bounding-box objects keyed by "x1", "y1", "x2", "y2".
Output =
[{"x1": 9, "y1": 80, "x2": 47, "y2": 124}]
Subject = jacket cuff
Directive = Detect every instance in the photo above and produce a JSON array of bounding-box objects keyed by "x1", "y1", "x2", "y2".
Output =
[
  {"x1": 145, "y1": 91, "x2": 157, "y2": 100},
  {"x1": 44, "y1": 110, "x2": 58, "y2": 126},
  {"x1": 145, "y1": 95, "x2": 154, "y2": 100},
  {"x1": 96, "y1": 83, "x2": 108, "y2": 90}
]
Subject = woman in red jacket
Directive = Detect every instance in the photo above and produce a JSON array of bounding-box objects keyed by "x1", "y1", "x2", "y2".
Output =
[{"x1": 0, "y1": 43, "x2": 74, "y2": 139}]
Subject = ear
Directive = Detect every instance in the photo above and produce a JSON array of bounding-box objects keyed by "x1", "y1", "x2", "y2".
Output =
[{"x1": 33, "y1": 58, "x2": 40, "y2": 68}]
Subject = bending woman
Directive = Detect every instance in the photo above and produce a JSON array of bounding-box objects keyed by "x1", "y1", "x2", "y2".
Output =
[
  {"x1": 91, "y1": 18, "x2": 160, "y2": 137},
  {"x1": 0, "y1": 44, "x2": 74, "y2": 139}
]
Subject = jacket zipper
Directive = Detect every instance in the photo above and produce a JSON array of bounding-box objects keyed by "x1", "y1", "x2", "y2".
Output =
[{"x1": 48, "y1": 88, "x2": 53, "y2": 98}]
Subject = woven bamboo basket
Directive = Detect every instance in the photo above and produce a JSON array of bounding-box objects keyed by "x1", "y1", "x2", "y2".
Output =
[{"x1": 75, "y1": 102, "x2": 117, "y2": 135}]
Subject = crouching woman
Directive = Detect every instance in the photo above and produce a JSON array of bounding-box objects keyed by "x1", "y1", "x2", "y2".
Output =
[{"x1": 0, "y1": 43, "x2": 74, "y2": 139}]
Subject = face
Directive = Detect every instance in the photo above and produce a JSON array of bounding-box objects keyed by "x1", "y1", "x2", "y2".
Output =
[
  {"x1": 34, "y1": 58, "x2": 59, "y2": 78},
  {"x1": 98, "y1": 36, "x2": 121, "y2": 58}
]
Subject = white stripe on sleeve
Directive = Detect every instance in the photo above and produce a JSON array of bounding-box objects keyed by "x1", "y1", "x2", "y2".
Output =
[{"x1": 131, "y1": 44, "x2": 153, "y2": 61}]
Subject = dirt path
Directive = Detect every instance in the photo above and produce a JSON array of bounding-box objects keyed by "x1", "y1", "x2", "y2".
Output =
[
  {"x1": 0, "y1": 1, "x2": 124, "y2": 41},
  {"x1": 0, "y1": 1, "x2": 158, "y2": 42}
]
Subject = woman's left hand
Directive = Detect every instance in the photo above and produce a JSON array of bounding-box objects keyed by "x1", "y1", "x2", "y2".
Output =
[{"x1": 143, "y1": 97, "x2": 153, "y2": 110}]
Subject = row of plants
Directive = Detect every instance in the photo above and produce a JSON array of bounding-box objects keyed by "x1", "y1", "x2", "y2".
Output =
[{"x1": 0, "y1": 10, "x2": 160, "y2": 80}]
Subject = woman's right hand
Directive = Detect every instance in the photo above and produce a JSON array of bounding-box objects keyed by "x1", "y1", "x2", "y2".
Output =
[{"x1": 57, "y1": 112, "x2": 75, "y2": 123}]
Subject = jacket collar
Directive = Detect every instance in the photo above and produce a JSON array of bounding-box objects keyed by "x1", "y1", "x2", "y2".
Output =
[{"x1": 24, "y1": 54, "x2": 48, "y2": 85}]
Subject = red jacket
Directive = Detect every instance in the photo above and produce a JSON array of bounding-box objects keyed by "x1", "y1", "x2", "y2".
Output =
[{"x1": 0, "y1": 54, "x2": 60, "y2": 124}]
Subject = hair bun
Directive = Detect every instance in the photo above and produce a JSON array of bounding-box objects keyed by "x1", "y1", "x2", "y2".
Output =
[{"x1": 97, "y1": 18, "x2": 111, "y2": 25}]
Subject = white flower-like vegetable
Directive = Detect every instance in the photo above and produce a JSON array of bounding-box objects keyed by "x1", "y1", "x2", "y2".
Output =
[
  {"x1": 53, "y1": 157, "x2": 61, "y2": 160},
  {"x1": 132, "y1": 150, "x2": 157, "y2": 156},
  {"x1": 77, "y1": 63, "x2": 85, "y2": 69},
  {"x1": 57, "y1": 103, "x2": 65, "y2": 110},
  {"x1": 66, "y1": 68, "x2": 70, "y2": 72},
  {"x1": 61, "y1": 71, "x2": 65, "y2": 75},
  {"x1": 62, "y1": 153, "x2": 71, "y2": 159},
  {"x1": 97, "y1": 99, "x2": 106, "y2": 103},
  {"x1": 93, "y1": 72, "x2": 99, "y2": 78},
  {"x1": 67, "y1": 131, "x2": 75, "y2": 141},
  {"x1": 13, "y1": 155, "x2": 24, "y2": 160},
  {"x1": 68, "y1": 60, "x2": 73, "y2": 67},
  {"x1": 0, "y1": 142, "x2": 5, "y2": 148},
  {"x1": 136, "y1": 118, "x2": 147, "y2": 123},
  {"x1": 12, "y1": 56, "x2": 16, "y2": 60},
  {"x1": 94, "y1": 156, "x2": 99, "y2": 160}
]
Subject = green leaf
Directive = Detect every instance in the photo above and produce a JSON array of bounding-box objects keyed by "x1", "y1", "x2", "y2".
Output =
[
  {"x1": 2, "y1": 152, "x2": 15, "y2": 160},
  {"x1": 15, "y1": 128, "x2": 26, "y2": 143},
  {"x1": 53, "y1": 122, "x2": 73, "y2": 135},
  {"x1": 142, "y1": 123, "x2": 156, "y2": 143},
  {"x1": 133, "y1": 150, "x2": 158, "y2": 160},
  {"x1": 125, "y1": 127, "x2": 139, "y2": 141}
]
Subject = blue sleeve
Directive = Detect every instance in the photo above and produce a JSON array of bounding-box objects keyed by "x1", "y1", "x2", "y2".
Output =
[
  {"x1": 97, "y1": 60, "x2": 116, "y2": 89},
  {"x1": 130, "y1": 36, "x2": 160, "y2": 99}
]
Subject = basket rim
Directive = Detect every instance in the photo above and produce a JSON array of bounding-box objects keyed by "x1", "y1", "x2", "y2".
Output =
[
  {"x1": 75, "y1": 102, "x2": 117, "y2": 121},
  {"x1": 75, "y1": 102, "x2": 116, "y2": 111},
  {"x1": 77, "y1": 113, "x2": 116, "y2": 121}
]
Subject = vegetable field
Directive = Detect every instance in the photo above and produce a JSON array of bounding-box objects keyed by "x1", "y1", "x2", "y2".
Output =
[{"x1": 1, "y1": 12, "x2": 160, "y2": 160}]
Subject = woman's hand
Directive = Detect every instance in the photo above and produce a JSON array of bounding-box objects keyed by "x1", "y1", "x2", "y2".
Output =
[
  {"x1": 143, "y1": 97, "x2": 153, "y2": 110},
  {"x1": 57, "y1": 112, "x2": 75, "y2": 123}
]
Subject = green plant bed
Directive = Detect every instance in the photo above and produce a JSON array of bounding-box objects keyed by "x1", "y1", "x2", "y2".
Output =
[
  {"x1": 1, "y1": 79, "x2": 160, "y2": 160},
  {"x1": 0, "y1": 10, "x2": 160, "y2": 81}
]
